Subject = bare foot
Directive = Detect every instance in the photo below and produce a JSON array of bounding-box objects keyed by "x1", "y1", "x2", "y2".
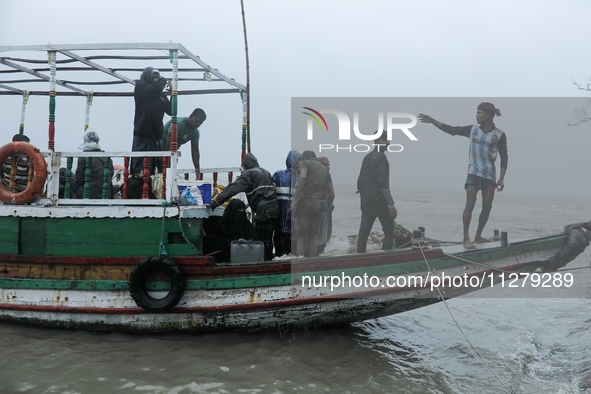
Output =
[
  {"x1": 463, "y1": 240, "x2": 478, "y2": 249},
  {"x1": 473, "y1": 236, "x2": 493, "y2": 243}
]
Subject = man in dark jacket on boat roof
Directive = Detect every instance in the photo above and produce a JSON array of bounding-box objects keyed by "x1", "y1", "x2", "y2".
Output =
[
  {"x1": 207, "y1": 153, "x2": 279, "y2": 260},
  {"x1": 131, "y1": 67, "x2": 172, "y2": 177},
  {"x1": 418, "y1": 102, "x2": 508, "y2": 249},
  {"x1": 356, "y1": 132, "x2": 397, "y2": 253},
  {"x1": 162, "y1": 108, "x2": 206, "y2": 179}
]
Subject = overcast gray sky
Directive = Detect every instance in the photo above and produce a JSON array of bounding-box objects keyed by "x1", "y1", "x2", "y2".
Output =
[{"x1": 1, "y1": 0, "x2": 590, "y2": 199}]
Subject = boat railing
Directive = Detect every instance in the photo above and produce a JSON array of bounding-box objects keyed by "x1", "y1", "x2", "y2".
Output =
[
  {"x1": 176, "y1": 167, "x2": 242, "y2": 188},
  {"x1": 38, "y1": 151, "x2": 242, "y2": 207},
  {"x1": 44, "y1": 150, "x2": 177, "y2": 206}
]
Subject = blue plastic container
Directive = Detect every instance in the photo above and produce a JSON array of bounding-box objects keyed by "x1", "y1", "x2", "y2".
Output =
[{"x1": 197, "y1": 184, "x2": 212, "y2": 204}]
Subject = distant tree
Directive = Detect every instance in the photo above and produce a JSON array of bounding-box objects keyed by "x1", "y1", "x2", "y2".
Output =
[{"x1": 569, "y1": 78, "x2": 591, "y2": 126}]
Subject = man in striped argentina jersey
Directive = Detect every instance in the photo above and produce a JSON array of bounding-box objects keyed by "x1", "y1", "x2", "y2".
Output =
[{"x1": 418, "y1": 103, "x2": 508, "y2": 249}]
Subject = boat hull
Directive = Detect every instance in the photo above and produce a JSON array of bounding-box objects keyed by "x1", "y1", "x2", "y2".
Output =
[{"x1": 0, "y1": 230, "x2": 586, "y2": 333}]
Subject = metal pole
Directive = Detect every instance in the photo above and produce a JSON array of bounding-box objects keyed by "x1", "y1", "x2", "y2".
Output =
[{"x1": 240, "y1": 0, "x2": 251, "y2": 155}]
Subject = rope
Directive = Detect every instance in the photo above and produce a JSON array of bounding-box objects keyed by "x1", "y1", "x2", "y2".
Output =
[
  {"x1": 394, "y1": 239, "x2": 412, "y2": 249},
  {"x1": 506, "y1": 237, "x2": 590, "y2": 275},
  {"x1": 555, "y1": 265, "x2": 591, "y2": 272},
  {"x1": 424, "y1": 236, "x2": 463, "y2": 245},
  {"x1": 176, "y1": 215, "x2": 201, "y2": 254},
  {"x1": 442, "y1": 252, "x2": 515, "y2": 274},
  {"x1": 395, "y1": 236, "x2": 462, "y2": 250},
  {"x1": 159, "y1": 201, "x2": 169, "y2": 257},
  {"x1": 443, "y1": 246, "x2": 589, "y2": 275},
  {"x1": 418, "y1": 244, "x2": 515, "y2": 394}
]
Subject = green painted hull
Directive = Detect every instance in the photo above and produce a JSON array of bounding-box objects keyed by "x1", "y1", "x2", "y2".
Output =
[{"x1": 0, "y1": 216, "x2": 201, "y2": 257}]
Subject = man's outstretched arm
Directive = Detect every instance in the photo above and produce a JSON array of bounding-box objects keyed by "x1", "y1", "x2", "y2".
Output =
[
  {"x1": 418, "y1": 113, "x2": 472, "y2": 137},
  {"x1": 418, "y1": 113, "x2": 442, "y2": 128}
]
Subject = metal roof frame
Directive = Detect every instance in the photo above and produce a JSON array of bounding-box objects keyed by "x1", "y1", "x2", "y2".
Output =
[{"x1": 0, "y1": 43, "x2": 247, "y2": 96}]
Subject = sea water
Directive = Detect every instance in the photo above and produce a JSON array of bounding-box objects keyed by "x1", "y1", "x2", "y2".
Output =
[{"x1": 0, "y1": 185, "x2": 590, "y2": 394}]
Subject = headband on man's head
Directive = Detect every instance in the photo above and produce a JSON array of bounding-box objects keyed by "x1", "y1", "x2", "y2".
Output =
[{"x1": 478, "y1": 102, "x2": 501, "y2": 117}]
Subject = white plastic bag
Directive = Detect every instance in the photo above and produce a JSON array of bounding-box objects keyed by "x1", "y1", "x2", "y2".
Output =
[{"x1": 179, "y1": 185, "x2": 203, "y2": 206}]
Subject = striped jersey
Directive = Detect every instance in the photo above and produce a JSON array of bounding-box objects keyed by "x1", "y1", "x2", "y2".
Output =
[{"x1": 440, "y1": 124, "x2": 508, "y2": 181}]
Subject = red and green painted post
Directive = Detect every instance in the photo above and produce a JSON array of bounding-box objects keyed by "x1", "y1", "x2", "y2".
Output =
[
  {"x1": 47, "y1": 51, "x2": 56, "y2": 151},
  {"x1": 165, "y1": 48, "x2": 179, "y2": 198}
]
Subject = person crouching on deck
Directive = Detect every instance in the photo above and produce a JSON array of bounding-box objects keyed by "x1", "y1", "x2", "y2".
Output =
[
  {"x1": 206, "y1": 199, "x2": 259, "y2": 263},
  {"x1": 207, "y1": 153, "x2": 279, "y2": 260}
]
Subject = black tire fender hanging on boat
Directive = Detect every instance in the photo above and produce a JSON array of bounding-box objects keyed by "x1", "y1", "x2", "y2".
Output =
[{"x1": 128, "y1": 256, "x2": 186, "y2": 312}]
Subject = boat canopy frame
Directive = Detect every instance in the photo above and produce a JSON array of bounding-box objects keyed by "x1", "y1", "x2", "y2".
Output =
[
  {"x1": 0, "y1": 43, "x2": 247, "y2": 96},
  {"x1": 0, "y1": 43, "x2": 248, "y2": 208}
]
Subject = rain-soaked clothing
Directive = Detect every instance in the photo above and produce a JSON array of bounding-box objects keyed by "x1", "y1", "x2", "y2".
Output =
[
  {"x1": 131, "y1": 67, "x2": 171, "y2": 176},
  {"x1": 272, "y1": 150, "x2": 301, "y2": 256},
  {"x1": 357, "y1": 148, "x2": 394, "y2": 253},
  {"x1": 210, "y1": 153, "x2": 278, "y2": 260}
]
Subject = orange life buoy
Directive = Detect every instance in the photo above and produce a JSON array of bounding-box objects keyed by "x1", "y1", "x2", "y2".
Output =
[{"x1": 0, "y1": 142, "x2": 47, "y2": 204}]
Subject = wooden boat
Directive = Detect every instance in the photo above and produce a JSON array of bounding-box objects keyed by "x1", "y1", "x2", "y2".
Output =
[{"x1": 0, "y1": 44, "x2": 588, "y2": 333}]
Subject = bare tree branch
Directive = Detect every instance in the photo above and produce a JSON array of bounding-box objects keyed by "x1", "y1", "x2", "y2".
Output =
[
  {"x1": 569, "y1": 78, "x2": 591, "y2": 126},
  {"x1": 572, "y1": 77, "x2": 591, "y2": 92}
]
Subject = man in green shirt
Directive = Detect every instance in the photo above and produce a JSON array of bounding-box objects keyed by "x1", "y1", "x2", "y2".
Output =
[{"x1": 163, "y1": 108, "x2": 206, "y2": 178}]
